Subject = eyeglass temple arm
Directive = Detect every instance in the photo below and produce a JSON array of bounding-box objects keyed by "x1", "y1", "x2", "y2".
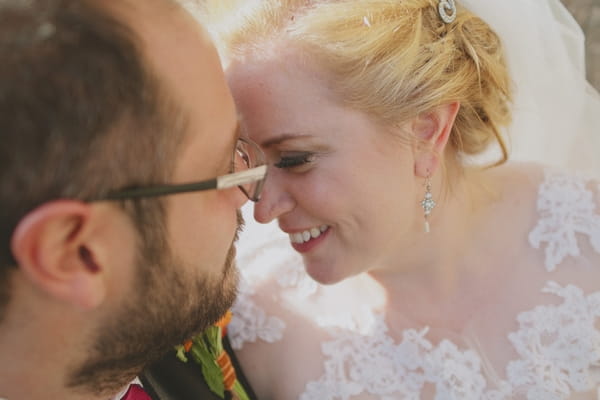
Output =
[
  {"x1": 99, "y1": 165, "x2": 267, "y2": 201},
  {"x1": 216, "y1": 165, "x2": 267, "y2": 189},
  {"x1": 100, "y1": 180, "x2": 218, "y2": 200}
]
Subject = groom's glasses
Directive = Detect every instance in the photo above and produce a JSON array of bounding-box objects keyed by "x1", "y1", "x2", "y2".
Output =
[{"x1": 99, "y1": 137, "x2": 267, "y2": 202}]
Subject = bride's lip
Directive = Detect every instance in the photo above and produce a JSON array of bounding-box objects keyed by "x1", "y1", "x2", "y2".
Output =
[{"x1": 290, "y1": 227, "x2": 330, "y2": 254}]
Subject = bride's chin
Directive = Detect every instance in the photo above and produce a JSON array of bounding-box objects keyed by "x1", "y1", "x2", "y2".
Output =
[{"x1": 304, "y1": 261, "x2": 348, "y2": 286}]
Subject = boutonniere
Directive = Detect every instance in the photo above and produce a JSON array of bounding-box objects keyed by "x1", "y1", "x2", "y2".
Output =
[{"x1": 175, "y1": 311, "x2": 249, "y2": 400}]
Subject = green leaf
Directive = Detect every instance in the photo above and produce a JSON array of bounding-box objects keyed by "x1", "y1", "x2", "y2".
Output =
[
  {"x1": 213, "y1": 326, "x2": 224, "y2": 355},
  {"x1": 202, "y1": 326, "x2": 223, "y2": 356},
  {"x1": 233, "y1": 380, "x2": 251, "y2": 400},
  {"x1": 174, "y1": 344, "x2": 188, "y2": 363},
  {"x1": 189, "y1": 342, "x2": 225, "y2": 398},
  {"x1": 176, "y1": 328, "x2": 249, "y2": 400}
]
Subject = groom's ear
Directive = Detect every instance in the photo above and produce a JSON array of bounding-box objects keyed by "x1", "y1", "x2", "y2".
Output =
[
  {"x1": 411, "y1": 102, "x2": 460, "y2": 177},
  {"x1": 10, "y1": 200, "x2": 136, "y2": 310}
]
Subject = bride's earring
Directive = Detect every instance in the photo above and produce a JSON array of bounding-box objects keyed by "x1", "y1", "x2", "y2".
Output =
[{"x1": 421, "y1": 174, "x2": 436, "y2": 233}]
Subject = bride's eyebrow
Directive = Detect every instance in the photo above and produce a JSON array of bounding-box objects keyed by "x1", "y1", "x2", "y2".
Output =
[{"x1": 260, "y1": 133, "x2": 314, "y2": 149}]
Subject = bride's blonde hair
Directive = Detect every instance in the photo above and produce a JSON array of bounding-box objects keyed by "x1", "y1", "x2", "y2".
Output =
[{"x1": 202, "y1": 0, "x2": 513, "y2": 164}]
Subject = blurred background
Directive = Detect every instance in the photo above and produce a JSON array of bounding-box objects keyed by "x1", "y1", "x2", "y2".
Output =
[{"x1": 562, "y1": 0, "x2": 599, "y2": 90}]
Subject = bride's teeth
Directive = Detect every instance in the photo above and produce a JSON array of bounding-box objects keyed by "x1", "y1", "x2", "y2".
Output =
[{"x1": 289, "y1": 225, "x2": 330, "y2": 244}]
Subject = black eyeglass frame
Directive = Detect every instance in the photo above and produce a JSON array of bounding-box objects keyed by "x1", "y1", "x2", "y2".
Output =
[{"x1": 97, "y1": 137, "x2": 267, "y2": 202}]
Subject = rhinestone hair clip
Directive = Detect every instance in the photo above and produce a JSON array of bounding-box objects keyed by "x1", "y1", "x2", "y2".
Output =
[{"x1": 438, "y1": 0, "x2": 457, "y2": 24}]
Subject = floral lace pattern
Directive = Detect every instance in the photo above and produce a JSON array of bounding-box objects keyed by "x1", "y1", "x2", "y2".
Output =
[
  {"x1": 229, "y1": 208, "x2": 316, "y2": 349},
  {"x1": 228, "y1": 277, "x2": 286, "y2": 350},
  {"x1": 528, "y1": 171, "x2": 600, "y2": 272},
  {"x1": 301, "y1": 318, "x2": 488, "y2": 400},
  {"x1": 506, "y1": 282, "x2": 600, "y2": 399},
  {"x1": 231, "y1": 171, "x2": 600, "y2": 399},
  {"x1": 301, "y1": 281, "x2": 600, "y2": 400}
]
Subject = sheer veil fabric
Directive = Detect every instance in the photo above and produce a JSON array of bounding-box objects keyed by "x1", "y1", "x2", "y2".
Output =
[{"x1": 462, "y1": 0, "x2": 600, "y2": 175}]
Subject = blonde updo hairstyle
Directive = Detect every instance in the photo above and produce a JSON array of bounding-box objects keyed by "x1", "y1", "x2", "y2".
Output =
[{"x1": 206, "y1": 0, "x2": 513, "y2": 165}]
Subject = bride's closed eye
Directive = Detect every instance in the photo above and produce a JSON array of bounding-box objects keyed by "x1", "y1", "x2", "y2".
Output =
[{"x1": 274, "y1": 152, "x2": 316, "y2": 170}]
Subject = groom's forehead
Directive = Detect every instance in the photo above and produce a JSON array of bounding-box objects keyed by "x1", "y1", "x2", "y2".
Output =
[
  {"x1": 101, "y1": 0, "x2": 211, "y2": 58},
  {"x1": 102, "y1": 0, "x2": 216, "y2": 104},
  {"x1": 102, "y1": 0, "x2": 224, "y2": 134},
  {"x1": 101, "y1": 0, "x2": 195, "y2": 44}
]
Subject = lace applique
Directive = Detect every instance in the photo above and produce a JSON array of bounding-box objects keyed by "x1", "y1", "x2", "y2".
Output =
[
  {"x1": 229, "y1": 277, "x2": 286, "y2": 350},
  {"x1": 230, "y1": 212, "x2": 317, "y2": 349},
  {"x1": 506, "y1": 281, "x2": 600, "y2": 398},
  {"x1": 228, "y1": 258, "x2": 317, "y2": 350},
  {"x1": 507, "y1": 281, "x2": 600, "y2": 399},
  {"x1": 300, "y1": 316, "x2": 489, "y2": 400},
  {"x1": 315, "y1": 305, "x2": 379, "y2": 333},
  {"x1": 528, "y1": 171, "x2": 600, "y2": 271},
  {"x1": 301, "y1": 281, "x2": 600, "y2": 400}
]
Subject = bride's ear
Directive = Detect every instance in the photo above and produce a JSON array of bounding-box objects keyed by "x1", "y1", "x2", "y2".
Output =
[{"x1": 411, "y1": 102, "x2": 460, "y2": 177}]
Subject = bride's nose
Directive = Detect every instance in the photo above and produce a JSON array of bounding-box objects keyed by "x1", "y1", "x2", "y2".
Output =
[{"x1": 253, "y1": 174, "x2": 296, "y2": 224}]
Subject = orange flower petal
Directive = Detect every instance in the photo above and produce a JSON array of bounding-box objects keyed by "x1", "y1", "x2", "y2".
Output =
[{"x1": 215, "y1": 310, "x2": 233, "y2": 329}]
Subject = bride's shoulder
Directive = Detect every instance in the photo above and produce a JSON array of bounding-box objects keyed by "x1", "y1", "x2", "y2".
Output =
[
  {"x1": 497, "y1": 162, "x2": 600, "y2": 283},
  {"x1": 509, "y1": 162, "x2": 600, "y2": 217},
  {"x1": 484, "y1": 161, "x2": 600, "y2": 274},
  {"x1": 491, "y1": 161, "x2": 600, "y2": 204}
]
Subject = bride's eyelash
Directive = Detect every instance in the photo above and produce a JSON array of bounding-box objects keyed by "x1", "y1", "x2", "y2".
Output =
[{"x1": 274, "y1": 153, "x2": 315, "y2": 169}]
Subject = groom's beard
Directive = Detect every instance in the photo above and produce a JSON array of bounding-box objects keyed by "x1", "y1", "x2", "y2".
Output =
[{"x1": 67, "y1": 213, "x2": 242, "y2": 396}]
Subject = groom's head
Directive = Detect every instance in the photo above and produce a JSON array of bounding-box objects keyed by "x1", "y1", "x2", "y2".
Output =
[{"x1": 0, "y1": 0, "x2": 247, "y2": 396}]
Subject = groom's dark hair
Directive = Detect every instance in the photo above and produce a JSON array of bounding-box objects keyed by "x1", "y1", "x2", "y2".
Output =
[{"x1": 0, "y1": 0, "x2": 185, "y2": 318}]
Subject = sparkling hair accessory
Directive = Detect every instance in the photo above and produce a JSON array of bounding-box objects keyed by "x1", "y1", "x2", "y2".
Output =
[{"x1": 438, "y1": 0, "x2": 457, "y2": 24}]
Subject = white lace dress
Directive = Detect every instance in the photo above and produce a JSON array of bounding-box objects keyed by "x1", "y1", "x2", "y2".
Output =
[{"x1": 229, "y1": 169, "x2": 600, "y2": 400}]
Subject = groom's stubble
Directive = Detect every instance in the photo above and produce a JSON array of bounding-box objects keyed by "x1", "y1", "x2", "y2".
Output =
[{"x1": 68, "y1": 209, "x2": 243, "y2": 395}]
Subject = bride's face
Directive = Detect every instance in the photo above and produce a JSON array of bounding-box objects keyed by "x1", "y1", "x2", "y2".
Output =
[{"x1": 227, "y1": 53, "x2": 423, "y2": 284}]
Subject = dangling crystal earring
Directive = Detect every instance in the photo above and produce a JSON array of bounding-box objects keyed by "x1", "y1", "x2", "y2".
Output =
[{"x1": 420, "y1": 175, "x2": 436, "y2": 233}]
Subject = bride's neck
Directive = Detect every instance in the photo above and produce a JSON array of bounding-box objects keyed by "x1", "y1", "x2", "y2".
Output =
[{"x1": 368, "y1": 164, "x2": 503, "y2": 301}]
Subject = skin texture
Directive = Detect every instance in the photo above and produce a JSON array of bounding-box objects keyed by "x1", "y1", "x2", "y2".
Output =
[
  {"x1": 0, "y1": 1, "x2": 246, "y2": 399},
  {"x1": 227, "y1": 49, "x2": 456, "y2": 285}
]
